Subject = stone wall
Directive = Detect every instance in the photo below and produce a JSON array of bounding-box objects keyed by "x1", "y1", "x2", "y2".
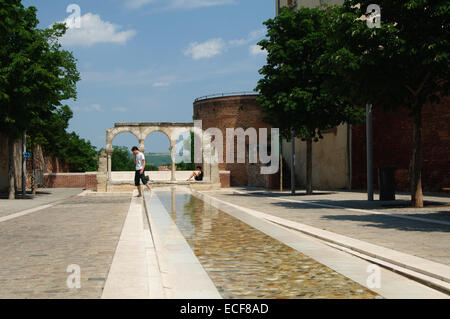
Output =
[
  {"x1": 25, "y1": 144, "x2": 69, "y2": 187},
  {"x1": 194, "y1": 95, "x2": 277, "y2": 187},
  {"x1": 1, "y1": 134, "x2": 71, "y2": 194},
  {"x1": 352, "y1": 96, "x2": 450, "y2": 192}
]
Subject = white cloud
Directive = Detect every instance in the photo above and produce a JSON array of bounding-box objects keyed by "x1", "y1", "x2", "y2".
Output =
[
  {"x1": 125, "y1": 0, "x2": 154, "y2": 9},
  {"x1": 59, "y1": 13, "x2": 136, "y2": 47},
  {"x1": 113, "y1": 107, "x2": 128, "y2": 112},
  {"x1": 184, "y1": 29, "x2": 266, "y2": 60},
  {"x1": 124, "y1": 0, "x2": 235, "y2": 10},
  {"x1": 249, "y1": 44, "x2": 267, "y2": 56},
  {"x1": 152, "y1": 75, "x2": 178, "y2": 88},
  {"x1": 229, "y1": 29, "x2": 266, "y2": 47},
  {"x1": 169, "y1": 0, "x2": 236, "y2": 9},
  {"x1": 184, "y1": 38, "x2": 226, "y2": 60},
  {"x1": 73, "y1": 104, "x2": 103, "y2": 112}
]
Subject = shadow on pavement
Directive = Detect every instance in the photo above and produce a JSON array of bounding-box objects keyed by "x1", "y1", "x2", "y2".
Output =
[{"x1": 321, "y1": 211, "x2": 450, "y2": 233}]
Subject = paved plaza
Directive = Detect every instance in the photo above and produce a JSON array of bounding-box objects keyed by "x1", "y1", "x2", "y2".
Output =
[
  {"x1": 0, "y1": 190, "x2": 130, "y2": 299},
  {"x1": 0, "y1": 187, "x2": 448, "y2": 299}
]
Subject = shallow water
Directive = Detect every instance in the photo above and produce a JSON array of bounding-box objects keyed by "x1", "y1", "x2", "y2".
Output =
[{"x1": 157, "y1": 189, "x2": 378, "y2": 299}]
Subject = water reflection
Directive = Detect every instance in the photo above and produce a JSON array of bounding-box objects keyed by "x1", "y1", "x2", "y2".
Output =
[{"x1": 157, "y1": 189, "x2": 378, "y2": 299}]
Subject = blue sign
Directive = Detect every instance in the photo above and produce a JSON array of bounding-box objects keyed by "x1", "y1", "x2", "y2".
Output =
[{"x1": 24, "y1": 152, "x2": 31, "y2": 159}]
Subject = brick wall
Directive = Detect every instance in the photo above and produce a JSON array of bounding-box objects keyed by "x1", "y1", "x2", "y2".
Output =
[
  {"x1": 219, "y1": 171, "x2": 231, "y2": 188},
  {"x1": 44, "y1": 173, "x2": 98, "y2": 191},
  {"x1": 352, "y1": 96, "x2": 450, "y2": 192},
  {"x1": 25, "y1": 145, "x2": 69, "y2": 187},
  {"x1": 194, "y1": 95, "x2": 277, "y2": 187}
]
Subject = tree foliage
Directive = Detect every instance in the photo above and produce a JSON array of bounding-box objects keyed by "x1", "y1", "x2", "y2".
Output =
[
  {"x1": 1, "y1": 1, "x2": 97, "y2": 194},
  {"x1": 255, "y1": 6, "x2": 364, "y2": 194},
  {"x1": 0, "y1": 0, "x2": 80, "y2": 140},
  {"x1": 111, "y1": 146, "x2": 135, "y2": 172},
  {"x1": 256, "y1": 6, "x2": 363, "y2": 142},
  {"x1": 324, "y1": 0, "x2": 449, "y2": 206}
]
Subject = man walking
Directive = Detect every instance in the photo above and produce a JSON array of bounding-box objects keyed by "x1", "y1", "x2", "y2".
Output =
[{"x1": 132, "y1": 146, "x2": 152, "y2": 198}]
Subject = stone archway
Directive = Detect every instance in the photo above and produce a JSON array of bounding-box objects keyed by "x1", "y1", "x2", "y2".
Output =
[{"x1": 104, "y1": 122, "x2": 207, "y2": 184}]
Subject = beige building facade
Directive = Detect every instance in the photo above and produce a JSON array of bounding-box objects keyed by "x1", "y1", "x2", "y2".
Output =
[{"x1": 276, "y1": 0, "x2": 349, "y2": 190}]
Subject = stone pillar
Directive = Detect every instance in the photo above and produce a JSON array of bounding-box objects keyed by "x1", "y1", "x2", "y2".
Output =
[
  {"x1": 139, "y1": 139, "x2": 146, "y2": 153},
  {"x1": 107, "y1": 151, "x2": 112, "y2": 182},
  {"x1": 170, "y1": 140, "x2": 176, "y2": 181},
  {"x1": 97, "y1": 150, "x2": 108, "y2": 192}
]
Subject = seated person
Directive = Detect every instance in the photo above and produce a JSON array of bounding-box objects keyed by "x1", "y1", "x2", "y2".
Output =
[{"x1": 187, "y1": 166, "x2": 204, "y2": 182}]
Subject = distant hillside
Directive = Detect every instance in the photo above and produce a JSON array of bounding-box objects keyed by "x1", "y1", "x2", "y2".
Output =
[{"x1": 145, "y1": 153, "x2": 171, "y2": 167}]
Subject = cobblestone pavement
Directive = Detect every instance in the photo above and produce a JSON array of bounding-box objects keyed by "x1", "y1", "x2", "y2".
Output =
[
  {"x1": 158, "y1": 191, "x2": 379, "y2": 299},
  {"x1": 0, "y1": 189, "x2": 84, "y2": 219},
  {"x1": 0, "y1": 194, "x2": 131, "y2": 299},
  {"x1": 204, "y1": 188, "x2": 450, "y2": 266}
]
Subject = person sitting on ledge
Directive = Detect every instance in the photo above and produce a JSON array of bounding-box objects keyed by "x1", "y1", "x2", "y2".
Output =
[{"x1": 187, "y1": 166, "x2": 204, "y2": 182}]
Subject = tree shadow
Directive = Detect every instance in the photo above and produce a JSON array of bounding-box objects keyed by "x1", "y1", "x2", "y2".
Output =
[
  {"x1": 0, "y1": 190, "x2": 52, "y2": 200},
  {"x1": 222, "y1": 192, "x2": 450, "y2": 233},
  {"x1": 320, "y1": 211, "x2": 450, "y2": 233}
]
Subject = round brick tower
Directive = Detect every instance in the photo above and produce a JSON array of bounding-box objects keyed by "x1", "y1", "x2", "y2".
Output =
[{"x1": 194, "y1": 93, "x2": 277, "y2": 187}]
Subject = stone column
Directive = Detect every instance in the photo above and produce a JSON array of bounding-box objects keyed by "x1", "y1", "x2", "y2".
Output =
[
  {"x1": 107, "y1": 151, "x2": 112, "y2": 181},
  {"x1": 97, "y1": 150, "x2": 108, "y2": 192},
  {"x1": 170, "y1": 140, "x2": 176, "y2": 182},
  {"x1": 139, "y1": 139, "x2": 146, "y2": 153}
]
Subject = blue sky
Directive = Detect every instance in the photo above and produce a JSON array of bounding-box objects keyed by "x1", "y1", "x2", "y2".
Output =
[{"x1": 23, "y1": 0, "x2": 274, "y2": 153}]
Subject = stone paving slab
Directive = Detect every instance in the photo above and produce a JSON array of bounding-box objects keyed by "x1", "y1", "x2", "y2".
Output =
[
  {"x1": 0, "y1": 189, "x2": 84, "y2": 219},
  {"x1": 206, "y1": 188, "x2": 450, "y2": 266},
  {"x1": 0, "y1": 194, "x2": 131, "y2": 299}
]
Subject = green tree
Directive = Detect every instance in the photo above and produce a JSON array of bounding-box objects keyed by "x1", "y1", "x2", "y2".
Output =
[
  {"x1": 326, "y1": 1, "x2": 449, "y2": 207},
  {"x1": 111, "y1": 146, "x2": 135, "y2": 171},
  {"x1": 0, "y1": 0, "x2": 80, "y2": 199},
  {"x1": 59, "y1": 132, "x2": 98, "y2": 172},
  {"x1": 256, "y1": 7, "x2": 363, "y2": 195}
]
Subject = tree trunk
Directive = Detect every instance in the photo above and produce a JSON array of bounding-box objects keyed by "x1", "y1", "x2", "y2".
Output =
[
  {"x1": 8, "y1": 137, "x2": 15, "y2": 200},
  {"x1": 306, "y1": 137, "x2": 313, "y2": 195},
  {"x1": 280, "y1": 145, "x2": 283, "y2": 192},
  {"x1": 411, "y1": 107, "x2": 424, "y2": 208},
  {"x1": 291, "y1": 132, "x2": 296, "y2": 195},
  {"x1": 31, "y1": 141, "x2": 36, "y2": 195}
]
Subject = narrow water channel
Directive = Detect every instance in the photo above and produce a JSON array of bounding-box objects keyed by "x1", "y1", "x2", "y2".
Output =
[{"x1": 157, "y1": 189, "x2": 378, "y2": 299}]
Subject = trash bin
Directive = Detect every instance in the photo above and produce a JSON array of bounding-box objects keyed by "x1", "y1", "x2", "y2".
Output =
[{"x1": 378, "y1": 166, "x2": 396, "y2": 201}]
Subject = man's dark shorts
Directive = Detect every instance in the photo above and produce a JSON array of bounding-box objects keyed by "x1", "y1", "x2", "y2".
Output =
[{"x1": 135, "y1": 170, "x2": 148, "y2": 186}]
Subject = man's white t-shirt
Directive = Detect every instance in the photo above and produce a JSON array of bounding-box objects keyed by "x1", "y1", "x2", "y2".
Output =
[{"x1": 135, "y1": 152, "x2": 145, "y2": 171}]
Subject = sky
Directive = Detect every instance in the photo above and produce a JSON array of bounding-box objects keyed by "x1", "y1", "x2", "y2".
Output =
[{"x1": 22, "y1": 0, "x2": 275, "y2": 153}]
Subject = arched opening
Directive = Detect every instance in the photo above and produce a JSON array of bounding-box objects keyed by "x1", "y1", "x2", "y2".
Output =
[
  {"x1": 174, "y1": 131, "x2": 195, "y2": 171},
  {"x1": 108, "y1": 132, "x2": 140, "y2": 182},
  {"x1": 144, "y1": 131, "x2": 171, "y2": 172}
]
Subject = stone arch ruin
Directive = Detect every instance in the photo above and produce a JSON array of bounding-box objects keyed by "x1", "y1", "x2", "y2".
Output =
[{"x1": 98, "y1": 122, "x2": 219, "y2": 192}]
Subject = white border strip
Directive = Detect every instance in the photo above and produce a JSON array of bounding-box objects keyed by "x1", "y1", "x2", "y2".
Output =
[{"x1": 0, "y1": 190, "x2": 89, "y2": 224}]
